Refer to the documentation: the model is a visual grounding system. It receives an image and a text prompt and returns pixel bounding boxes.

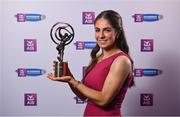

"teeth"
[98,40,107,44]
[99,40,107,42]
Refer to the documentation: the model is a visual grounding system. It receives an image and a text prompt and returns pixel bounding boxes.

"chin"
[99,45,108,49]
[99,44,115,50]
[100,46,111,50]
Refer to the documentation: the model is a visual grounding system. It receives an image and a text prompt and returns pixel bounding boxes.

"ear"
[116,31,121,39]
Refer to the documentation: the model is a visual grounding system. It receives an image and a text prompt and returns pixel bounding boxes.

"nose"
[99,31,105,39]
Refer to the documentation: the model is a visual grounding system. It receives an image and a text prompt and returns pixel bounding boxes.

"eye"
[103,27,112,32]
[106,29,111,32]
[95,28,100,32]
[104,28,112,32]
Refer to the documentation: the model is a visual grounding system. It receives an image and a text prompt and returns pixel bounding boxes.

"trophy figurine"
[50,22,74,77]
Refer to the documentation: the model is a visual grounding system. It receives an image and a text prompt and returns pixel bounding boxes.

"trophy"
[50,22,74,77]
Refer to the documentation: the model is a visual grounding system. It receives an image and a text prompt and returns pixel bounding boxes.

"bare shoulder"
[112,55,131,67]
[109,55,132,79]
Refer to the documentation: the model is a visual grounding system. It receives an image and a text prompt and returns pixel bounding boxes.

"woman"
[48,10,134,116]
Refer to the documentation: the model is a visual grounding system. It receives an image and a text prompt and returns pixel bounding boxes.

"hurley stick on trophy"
[50,22,74,77]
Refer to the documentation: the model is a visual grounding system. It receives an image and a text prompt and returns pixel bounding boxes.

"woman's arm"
[67,55,131,107]
[68,80,87,101]
[62,63,87,100]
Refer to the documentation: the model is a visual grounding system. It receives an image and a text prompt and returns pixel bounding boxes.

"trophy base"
[54,61,68,77]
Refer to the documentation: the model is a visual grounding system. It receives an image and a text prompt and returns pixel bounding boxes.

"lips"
[98,39,108,44]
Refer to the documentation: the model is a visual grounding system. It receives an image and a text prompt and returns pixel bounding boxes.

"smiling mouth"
[98,40,108,45]
[98,39,107,43]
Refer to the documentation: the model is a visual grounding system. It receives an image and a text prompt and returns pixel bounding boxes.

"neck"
[102,48,121,59]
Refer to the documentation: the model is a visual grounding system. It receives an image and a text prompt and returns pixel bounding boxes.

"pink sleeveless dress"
[83,51,132,116]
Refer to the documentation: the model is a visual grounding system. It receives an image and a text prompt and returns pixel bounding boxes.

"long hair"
[82,10,134,87]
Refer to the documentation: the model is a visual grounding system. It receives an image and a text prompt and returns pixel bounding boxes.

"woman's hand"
[47,60,86,100]
[47,60,74,83]
[47,72,73,83]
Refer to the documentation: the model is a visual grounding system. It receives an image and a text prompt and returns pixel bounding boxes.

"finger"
[54,76,71,81]
[47,72,65,81]
[53,61,58,67]
[53,60,58,64]
[47,72,53,77]
[47,73,60,81]
[47,73,54,80]
[53,60,59,64]
[57,56,61,61]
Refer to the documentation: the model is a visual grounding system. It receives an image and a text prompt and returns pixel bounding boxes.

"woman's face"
[94,18,118,50]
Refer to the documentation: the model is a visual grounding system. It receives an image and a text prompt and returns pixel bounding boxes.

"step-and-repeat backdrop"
[0,0,180,116]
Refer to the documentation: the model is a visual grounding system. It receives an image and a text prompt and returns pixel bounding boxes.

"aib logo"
[24,93,37,106]
[82,12,95,24]
[140,93,153,106]
[15,13,46,22]
[134,68,162,77]
[24,39,37,52]
[74,96,87,104]
[132,14,163,22]
[141,39,153,52]
[15,68,46,77]
[74,41,96,50]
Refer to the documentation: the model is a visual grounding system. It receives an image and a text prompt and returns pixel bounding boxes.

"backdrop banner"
[0,0,180,116]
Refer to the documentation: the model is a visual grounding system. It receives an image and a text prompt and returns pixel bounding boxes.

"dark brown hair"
[82,10,134,87]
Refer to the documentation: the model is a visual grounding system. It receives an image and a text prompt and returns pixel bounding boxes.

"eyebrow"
[95,27,112,30]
